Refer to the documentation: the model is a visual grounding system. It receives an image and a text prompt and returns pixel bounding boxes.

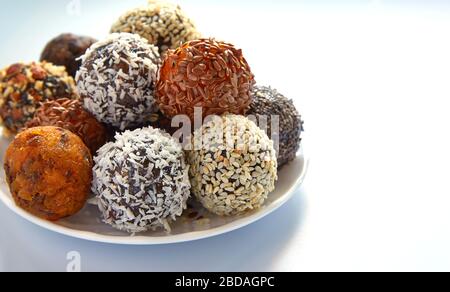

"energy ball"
[92,127,191,233]
[0,62,77,135]
[156,39,255,120]
[188,115,277,216]
[26,98,108,154]
[76,33,161,130]
[40,33,97,78]
[111,1,200,55]
[247,86,304,168]
[4,126,93,221]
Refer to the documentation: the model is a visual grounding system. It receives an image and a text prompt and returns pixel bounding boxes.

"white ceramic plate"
[0,134,308,245]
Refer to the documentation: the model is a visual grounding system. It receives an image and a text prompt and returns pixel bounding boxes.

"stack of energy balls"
[0,1,303,234]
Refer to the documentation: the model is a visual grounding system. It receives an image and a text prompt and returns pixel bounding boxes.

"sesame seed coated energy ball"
[247,86,304,168]
[26,98,108,154]
[156,39,255,120]
[0,62,77,135]
[92,127,191,233]
[188,115,277,216]
[4,126,93,221]
[76,33,161,131]
[110,1,201,55]
[40,33,97,78]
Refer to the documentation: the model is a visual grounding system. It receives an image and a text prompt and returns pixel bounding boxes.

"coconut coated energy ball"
[188,115,277,216]
[4,126,93,221]
[76,33,160,130]
[92,127,191,233]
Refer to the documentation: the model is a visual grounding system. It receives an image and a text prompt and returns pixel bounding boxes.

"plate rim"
[0,151,308,245]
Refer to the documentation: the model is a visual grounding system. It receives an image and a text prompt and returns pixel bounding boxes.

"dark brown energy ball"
[0,62,77,135]
[26,98,108,154]
[156,39,255,121]
[4,126,93,221]
[247,86,304,168]
[40,33,97,78]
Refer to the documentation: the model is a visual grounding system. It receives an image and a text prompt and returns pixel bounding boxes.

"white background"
[1,0,450,272]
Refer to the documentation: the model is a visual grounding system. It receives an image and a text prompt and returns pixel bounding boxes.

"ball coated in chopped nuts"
[0,62,77,135]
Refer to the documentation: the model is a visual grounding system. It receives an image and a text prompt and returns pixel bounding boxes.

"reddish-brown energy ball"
[26,98,108,154]
[40,33,97,78]
[4,126,93,221]
[156,39,255,120]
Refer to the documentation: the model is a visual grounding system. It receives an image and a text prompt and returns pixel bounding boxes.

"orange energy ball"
[4,126,93,221]
[156,39,255,120]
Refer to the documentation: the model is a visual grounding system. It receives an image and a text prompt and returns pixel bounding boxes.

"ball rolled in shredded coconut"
[76,33,161,131]
[92,127,191,233]
[187,115,278,216]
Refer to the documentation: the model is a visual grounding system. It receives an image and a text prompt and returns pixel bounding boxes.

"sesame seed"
[187,115,278,216]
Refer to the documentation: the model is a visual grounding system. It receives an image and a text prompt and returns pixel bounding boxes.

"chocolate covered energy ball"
[0,62,77,135]
[156,39,255,120]
[247,86,304,168]
[4,126,93,221]
[188,115,277,216]
[92,127,191,233]
[40,33,97,78]
[111,1,200,55]
[76,33,160,130]
[26,98,108,154]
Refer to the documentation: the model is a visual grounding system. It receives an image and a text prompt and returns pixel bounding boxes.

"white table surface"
[1,0,450,272]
